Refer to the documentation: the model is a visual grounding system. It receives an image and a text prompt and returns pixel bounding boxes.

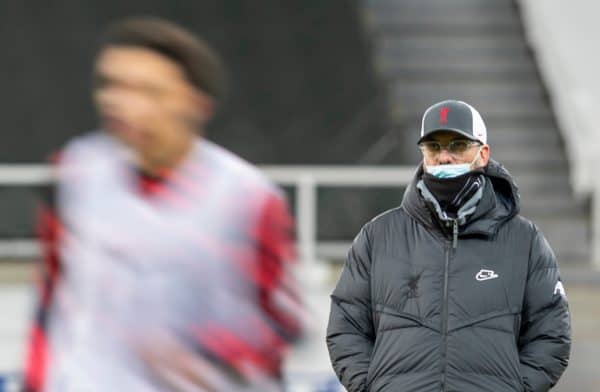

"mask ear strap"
[470,146,483,168]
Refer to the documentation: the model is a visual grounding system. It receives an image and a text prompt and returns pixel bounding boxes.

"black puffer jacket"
[326,161,571,392]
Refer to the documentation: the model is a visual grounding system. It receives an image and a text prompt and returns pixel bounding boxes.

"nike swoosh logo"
[476,269,499,281]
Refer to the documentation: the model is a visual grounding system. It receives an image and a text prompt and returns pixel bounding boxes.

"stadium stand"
[364,0,589,263]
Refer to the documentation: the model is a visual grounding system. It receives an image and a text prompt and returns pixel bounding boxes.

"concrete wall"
[518,0,600,197]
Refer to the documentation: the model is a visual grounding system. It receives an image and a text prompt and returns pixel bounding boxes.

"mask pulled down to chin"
[425,163,472,179]
[424,148,482,179]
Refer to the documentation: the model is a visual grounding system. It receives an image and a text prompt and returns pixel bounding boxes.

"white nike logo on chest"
[475,269,499,281]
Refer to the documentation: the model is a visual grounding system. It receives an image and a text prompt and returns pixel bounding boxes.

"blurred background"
[1,0,600,390]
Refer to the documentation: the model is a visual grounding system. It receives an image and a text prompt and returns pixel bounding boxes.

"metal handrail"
[0,164,416,263]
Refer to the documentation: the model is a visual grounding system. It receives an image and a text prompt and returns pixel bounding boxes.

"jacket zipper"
[452,219,458,249]
[441,219,457,391]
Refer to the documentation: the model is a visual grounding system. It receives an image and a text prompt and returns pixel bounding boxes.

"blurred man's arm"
[199,191,304,382]
[22,187,62,392]
[255,192,304,344]
[518,229,571,392]
[326,227,374,392]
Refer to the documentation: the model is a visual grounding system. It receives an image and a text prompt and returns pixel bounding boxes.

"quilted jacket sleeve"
[518,228,571,392]
[326,227,375,392]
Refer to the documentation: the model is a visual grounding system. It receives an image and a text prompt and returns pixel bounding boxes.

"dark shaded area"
[0,0,391,238]
[0,0,386,163]
[318,188,405,239]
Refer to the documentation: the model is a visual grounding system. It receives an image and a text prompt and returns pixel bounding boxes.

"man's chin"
[106,127,150,149]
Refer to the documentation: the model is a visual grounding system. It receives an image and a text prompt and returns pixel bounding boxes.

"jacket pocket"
[366,304,437,390]
[449,312,525,389]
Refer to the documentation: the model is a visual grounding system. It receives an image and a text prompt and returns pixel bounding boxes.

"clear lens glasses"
[418,140,481,156]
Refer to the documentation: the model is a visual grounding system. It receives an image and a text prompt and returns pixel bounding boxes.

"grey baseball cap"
[418,100,487,144]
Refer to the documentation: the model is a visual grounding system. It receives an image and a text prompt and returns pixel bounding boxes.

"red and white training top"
[23,132,303,392]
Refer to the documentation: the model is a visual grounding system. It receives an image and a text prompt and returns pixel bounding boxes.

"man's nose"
[95,87,121,111]
[96,87,144,116]
[437,148,454,163]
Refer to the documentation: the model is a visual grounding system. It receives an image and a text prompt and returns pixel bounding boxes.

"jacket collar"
[416,178,485,226]
[401,159,520,238]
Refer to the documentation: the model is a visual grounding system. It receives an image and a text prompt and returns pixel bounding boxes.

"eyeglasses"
[418,139,481,156]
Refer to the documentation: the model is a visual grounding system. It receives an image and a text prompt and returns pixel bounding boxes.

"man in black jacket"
[326,99,571,392]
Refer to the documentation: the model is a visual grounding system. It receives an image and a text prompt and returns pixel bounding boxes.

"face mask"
[425,147,481,179]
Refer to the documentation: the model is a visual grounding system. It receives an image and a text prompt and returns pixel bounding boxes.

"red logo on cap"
[440,107,449,124]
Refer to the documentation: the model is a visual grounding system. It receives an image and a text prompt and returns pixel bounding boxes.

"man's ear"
[194,91,215,125]
[182,88,215,131]
[478,144,490,167]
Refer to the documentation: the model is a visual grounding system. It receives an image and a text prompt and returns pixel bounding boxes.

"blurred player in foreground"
[23,17,303,392]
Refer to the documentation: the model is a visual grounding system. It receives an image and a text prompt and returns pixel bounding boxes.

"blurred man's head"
[93,17,225,172]
[417,100,490,176]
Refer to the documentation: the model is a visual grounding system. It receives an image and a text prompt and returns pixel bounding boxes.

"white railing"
[262,165,414,265]
[0,164,415,265]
